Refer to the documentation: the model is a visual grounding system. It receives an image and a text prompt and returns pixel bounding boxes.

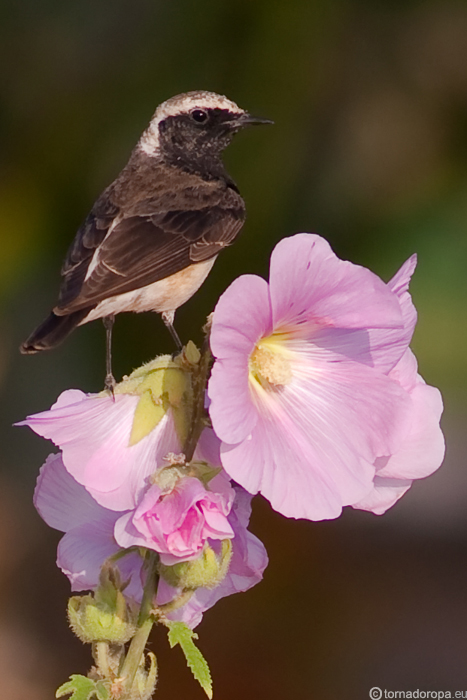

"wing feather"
[55,203,244,313]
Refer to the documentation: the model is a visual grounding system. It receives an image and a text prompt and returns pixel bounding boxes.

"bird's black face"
[158,107,270,179]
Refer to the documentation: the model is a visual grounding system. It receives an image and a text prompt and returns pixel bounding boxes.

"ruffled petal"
[375,381,444,480]
[352,476,412,515]
[156,487,268,628]
[365,256,418,373]
[269,234,403,332]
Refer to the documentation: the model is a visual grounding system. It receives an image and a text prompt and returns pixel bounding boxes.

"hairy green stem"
[93,641,110,678]
[119,551,159,698]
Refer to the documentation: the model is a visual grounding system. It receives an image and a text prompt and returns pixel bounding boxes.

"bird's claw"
[105,373,117,399]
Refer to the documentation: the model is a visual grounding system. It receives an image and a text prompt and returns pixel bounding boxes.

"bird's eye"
[191,109,209,123]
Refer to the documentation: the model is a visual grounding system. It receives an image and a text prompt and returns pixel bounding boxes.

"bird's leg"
[103,314,116,394]
[161,311,182,351]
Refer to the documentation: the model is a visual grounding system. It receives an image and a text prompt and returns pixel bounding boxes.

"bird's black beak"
[237,113,274,127]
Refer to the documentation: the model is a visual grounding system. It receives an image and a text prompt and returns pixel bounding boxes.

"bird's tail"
[20,308,91,354]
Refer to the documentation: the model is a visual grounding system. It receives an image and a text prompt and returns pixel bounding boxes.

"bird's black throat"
[158,110,239,186]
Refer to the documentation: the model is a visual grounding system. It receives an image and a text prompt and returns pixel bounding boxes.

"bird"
[20,90,273,389]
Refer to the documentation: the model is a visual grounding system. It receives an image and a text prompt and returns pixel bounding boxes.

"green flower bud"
[159,540,233,591]
[67,566,136,644]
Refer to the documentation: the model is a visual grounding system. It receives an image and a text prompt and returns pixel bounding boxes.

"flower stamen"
[249,340,292,388]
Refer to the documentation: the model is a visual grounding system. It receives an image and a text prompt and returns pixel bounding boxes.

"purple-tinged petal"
[57,514,122,591]
[34,452,144,598]
[194,427,221,466]
[269,234,403,332]
[34,453,109,532]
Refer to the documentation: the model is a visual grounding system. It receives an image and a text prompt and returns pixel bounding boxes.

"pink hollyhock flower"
[34,453,267,627]
[114,474,235,565]
[19,388,179,511]
[208,234,444,521]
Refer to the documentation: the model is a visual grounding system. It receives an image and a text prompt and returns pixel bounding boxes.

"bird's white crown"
[140,91,244,156]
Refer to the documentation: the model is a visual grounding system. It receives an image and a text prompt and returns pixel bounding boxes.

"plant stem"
[119,551,159,698]
[93,641,110,678]
[184,337,212,462]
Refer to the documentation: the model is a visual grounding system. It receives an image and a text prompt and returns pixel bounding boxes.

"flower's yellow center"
[249,338,292,388]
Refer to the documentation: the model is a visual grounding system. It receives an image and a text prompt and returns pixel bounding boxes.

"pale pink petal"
[388,348,419,393]
[365,256,418,373]
[21,390,181,511]
[208,358,258,443]
[220,361,411,520]
[375,381,444,480]
[388,254,417,296]
[114,511,149,551]
[210,275,272,359]
[208,275,272,444]
[352,476,412,515]
[269,234,403,332]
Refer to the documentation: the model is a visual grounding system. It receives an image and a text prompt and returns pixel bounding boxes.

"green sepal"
[166,621,212,699]
[159,540,233,591]
[129,390,166,446]
[189,461,222,486]
[131,651,158,700]
[56,675,109,700]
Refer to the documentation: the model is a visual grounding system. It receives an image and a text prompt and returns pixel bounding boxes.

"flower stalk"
[119,551,159,699]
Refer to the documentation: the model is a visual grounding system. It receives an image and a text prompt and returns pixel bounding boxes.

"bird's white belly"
[80,257,217,324]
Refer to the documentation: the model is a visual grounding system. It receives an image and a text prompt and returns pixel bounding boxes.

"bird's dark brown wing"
[55,203,244,314]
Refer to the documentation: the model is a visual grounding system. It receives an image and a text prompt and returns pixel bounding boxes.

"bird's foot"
[104,372,117,399]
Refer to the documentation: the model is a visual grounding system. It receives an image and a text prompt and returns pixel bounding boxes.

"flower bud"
[159,540,233,591]
[67,566,136,643]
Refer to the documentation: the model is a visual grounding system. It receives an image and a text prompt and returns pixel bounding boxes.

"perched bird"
[20,90,272,388]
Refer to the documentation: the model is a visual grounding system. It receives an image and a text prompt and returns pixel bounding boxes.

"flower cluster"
[21,354,267,628]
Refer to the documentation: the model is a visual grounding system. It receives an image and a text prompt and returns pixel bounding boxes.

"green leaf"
[166,621,213,698]
[56,675,109,700]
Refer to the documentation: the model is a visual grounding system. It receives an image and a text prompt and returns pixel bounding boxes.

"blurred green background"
[1,0,467,697]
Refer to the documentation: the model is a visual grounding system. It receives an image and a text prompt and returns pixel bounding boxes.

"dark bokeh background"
[1,1,467,697]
